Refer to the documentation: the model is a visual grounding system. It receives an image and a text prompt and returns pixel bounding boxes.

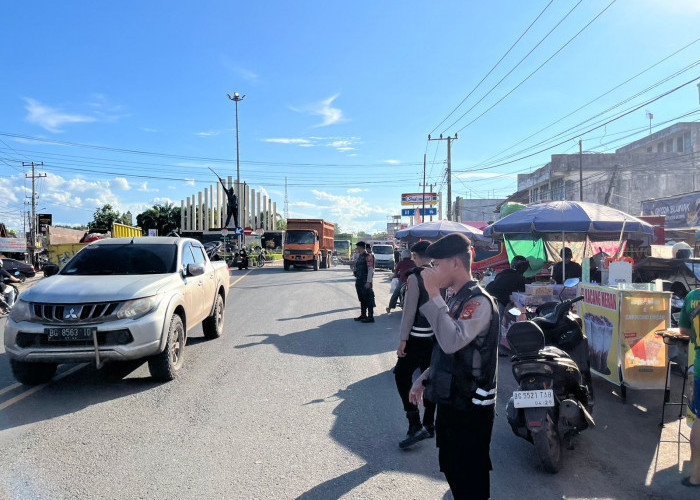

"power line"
[429,0,555,135]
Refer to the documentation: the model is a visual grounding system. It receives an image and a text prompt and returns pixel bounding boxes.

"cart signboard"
[579,284,621,385]
[618,291,669,390]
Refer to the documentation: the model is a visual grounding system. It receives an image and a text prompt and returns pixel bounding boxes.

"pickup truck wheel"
[148,314,185,381]
[202,294,225,339]
[10,359,57,385]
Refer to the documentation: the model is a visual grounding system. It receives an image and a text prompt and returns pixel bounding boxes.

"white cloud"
[137,182,159,193]
[263,138,311,145]
[336,147,354,152]
[329,140,351,148]
[185,178,196,186]
[112,177,131,190]
[24,98,97,132]
[347,188,366,193]
[384,160,400,165]
[291,201,316,208]
[292,94,346,127]
[310,189,394,233]
[195,130,220,137]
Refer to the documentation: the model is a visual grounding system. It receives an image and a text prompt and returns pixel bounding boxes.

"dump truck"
[284,219,334,271]
[333,239,352,264]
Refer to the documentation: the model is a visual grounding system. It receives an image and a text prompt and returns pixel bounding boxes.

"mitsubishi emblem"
[65,308,78,320]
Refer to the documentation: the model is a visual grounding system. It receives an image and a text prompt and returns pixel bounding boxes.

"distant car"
[2,258,36,279]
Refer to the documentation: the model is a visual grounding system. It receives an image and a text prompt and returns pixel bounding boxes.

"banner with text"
[579,284,621,385]
[401,193,437,206]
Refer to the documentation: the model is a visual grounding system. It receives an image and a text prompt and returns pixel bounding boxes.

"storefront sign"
[641,191,700,229]
[401,193,437,206]
[0,237,27,253]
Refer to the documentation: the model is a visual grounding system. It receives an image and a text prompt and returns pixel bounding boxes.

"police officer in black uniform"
[394,241,436,448]
[409,233,499,500]
[353,241,376,323]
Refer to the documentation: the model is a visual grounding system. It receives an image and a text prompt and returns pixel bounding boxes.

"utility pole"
[227,92,245,247]
[422,154,426,221]
[578,140,583,202]
[284,177,289,220]
[428,133,457,220]
[23,161,46,266]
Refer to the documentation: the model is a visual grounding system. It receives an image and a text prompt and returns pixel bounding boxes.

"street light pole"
[227,92,246,246]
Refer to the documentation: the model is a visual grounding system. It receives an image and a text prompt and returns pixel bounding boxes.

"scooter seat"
[506,320,545,354]
[540,345,571,360]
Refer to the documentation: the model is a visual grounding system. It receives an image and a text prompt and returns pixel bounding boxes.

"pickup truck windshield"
[61,244,178,275]
[285,230,316,244]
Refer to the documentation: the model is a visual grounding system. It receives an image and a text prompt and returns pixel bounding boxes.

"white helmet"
[0,259,3,268]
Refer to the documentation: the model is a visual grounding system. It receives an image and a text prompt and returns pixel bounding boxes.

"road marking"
[0,382,21,397]
[229,271,251,288]
[0,364,86,411]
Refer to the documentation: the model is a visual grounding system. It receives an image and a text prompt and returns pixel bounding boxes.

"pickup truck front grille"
[290,250,314,255]
[31,302,122,324]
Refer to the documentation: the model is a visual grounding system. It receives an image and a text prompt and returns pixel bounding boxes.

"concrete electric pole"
[428,134,457,220]
[227,92,245,246]
[23,161,46,266]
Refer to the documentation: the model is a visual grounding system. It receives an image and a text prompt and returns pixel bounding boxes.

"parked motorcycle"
[505,278,595,473]
[255,248,266,268]
[0,273,20,315]
[237,249,249,270]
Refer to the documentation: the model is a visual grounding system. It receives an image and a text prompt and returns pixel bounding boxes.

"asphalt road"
[0,265,695,499]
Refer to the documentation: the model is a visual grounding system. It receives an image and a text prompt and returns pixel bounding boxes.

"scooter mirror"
[563,277,580,288]
[508,307,522,317]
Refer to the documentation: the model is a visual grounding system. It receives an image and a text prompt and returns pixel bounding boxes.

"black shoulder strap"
[690,302,700,321]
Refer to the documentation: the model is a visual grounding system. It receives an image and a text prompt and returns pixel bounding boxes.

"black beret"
[426,233,471,259]
[410,240,431,255]
[356,241,366,248]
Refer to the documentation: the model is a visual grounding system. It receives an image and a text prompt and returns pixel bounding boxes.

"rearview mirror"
[508,307,522,317]
[43,264,59,277]
[563,278,580,288]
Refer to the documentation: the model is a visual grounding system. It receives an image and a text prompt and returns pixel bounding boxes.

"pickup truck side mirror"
[186,263,205,277]
[43,264,59,277]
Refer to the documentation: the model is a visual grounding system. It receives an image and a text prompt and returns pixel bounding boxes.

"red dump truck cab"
[283,219,335,271]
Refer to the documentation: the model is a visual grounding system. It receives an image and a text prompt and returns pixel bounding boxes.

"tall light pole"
[227,92,245,246]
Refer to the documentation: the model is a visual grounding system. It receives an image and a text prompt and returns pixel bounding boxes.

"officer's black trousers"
[355,281,375,312]
[393,336,435,425]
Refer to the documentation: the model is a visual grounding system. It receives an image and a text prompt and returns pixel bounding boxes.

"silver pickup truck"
[4,237,230,384]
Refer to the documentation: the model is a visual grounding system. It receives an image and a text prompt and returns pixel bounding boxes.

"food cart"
[578,283,671,398]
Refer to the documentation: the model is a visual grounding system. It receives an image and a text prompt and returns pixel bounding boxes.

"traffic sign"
[244,226,252,236]
[233,227,244,236]
[221,228,229,236]
[401,208,437,216]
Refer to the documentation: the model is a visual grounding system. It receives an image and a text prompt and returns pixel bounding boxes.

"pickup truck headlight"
[284,250,291,255]
[9,300,31,322]
[117,296,159,320]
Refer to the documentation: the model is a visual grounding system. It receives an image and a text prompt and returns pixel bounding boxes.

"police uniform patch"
[460,301,481,320]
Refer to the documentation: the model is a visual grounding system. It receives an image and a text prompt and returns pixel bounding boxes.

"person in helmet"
[0,259,21,312]
[485,256,530,308]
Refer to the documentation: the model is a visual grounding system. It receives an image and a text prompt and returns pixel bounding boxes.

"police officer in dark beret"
[353,241,376,323]
[408,233,499,500]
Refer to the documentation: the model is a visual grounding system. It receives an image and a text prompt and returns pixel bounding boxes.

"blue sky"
[1,0,699,233]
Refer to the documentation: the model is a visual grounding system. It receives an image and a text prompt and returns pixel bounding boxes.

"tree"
[87,204,130,232]
[136,203,181,236]
[276,213,286,231]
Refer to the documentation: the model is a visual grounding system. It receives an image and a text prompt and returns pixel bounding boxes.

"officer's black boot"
[361,307,375,323]
[354,307,367,321]
[399,410,428,449]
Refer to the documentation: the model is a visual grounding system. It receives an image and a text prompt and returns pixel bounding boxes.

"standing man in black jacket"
[409,233,499,500]
[353,241,376,323]
[393,241,436,448]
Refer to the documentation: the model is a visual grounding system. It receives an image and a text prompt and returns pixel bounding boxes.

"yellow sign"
[579,284,621,384]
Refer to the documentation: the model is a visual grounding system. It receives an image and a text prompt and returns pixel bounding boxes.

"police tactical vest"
[426,281,499,411]
[354,253,368,282]
[409,267,433,337]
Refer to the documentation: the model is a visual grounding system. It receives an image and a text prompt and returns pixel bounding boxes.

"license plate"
[45,327,96,342]
[513,389,554,408]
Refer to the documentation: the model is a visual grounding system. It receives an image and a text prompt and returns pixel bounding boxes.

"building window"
[551,179,565,200]
[666,139,673,152]
[684,132,691,152]
[531,187,539,203]
[657,142,664,152]
[677,136,684,152]
[646,146,652,153]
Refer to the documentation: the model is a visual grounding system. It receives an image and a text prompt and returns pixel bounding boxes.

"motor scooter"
[0,273,20,315]
[237,249,249,270]
[505,278,595,473]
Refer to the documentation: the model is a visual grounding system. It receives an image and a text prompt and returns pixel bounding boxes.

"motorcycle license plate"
[45,327,95,342]
[513,389,554,408]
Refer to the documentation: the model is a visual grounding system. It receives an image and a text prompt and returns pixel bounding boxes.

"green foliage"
[276,217,287,231]
[55,224,89,230]
[87,204,130,232]
[136,203,181,235]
